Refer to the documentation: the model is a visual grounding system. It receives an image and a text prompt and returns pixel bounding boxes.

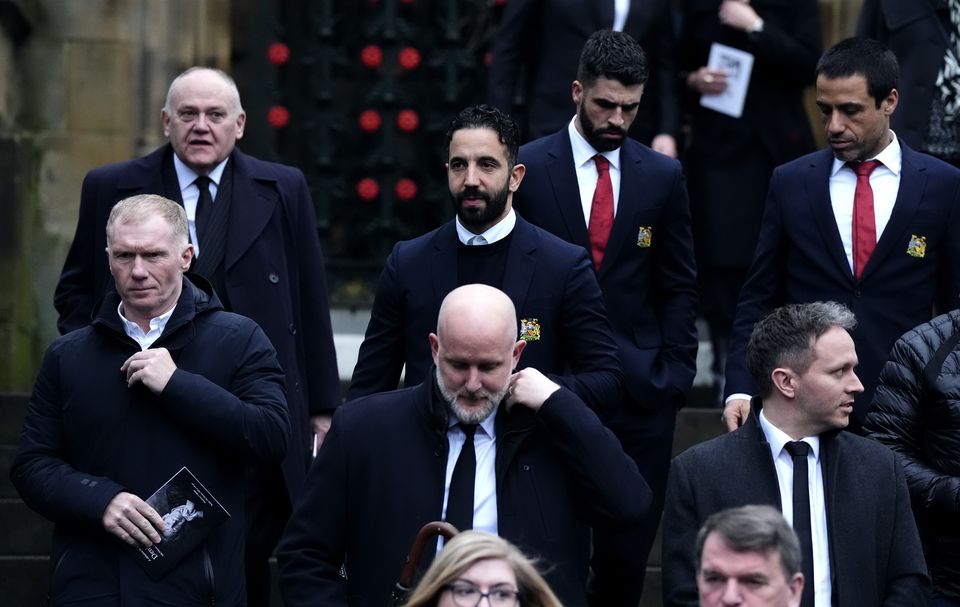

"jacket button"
[289,323,297,335]
[268,273,280,284]
[853,289,862,297]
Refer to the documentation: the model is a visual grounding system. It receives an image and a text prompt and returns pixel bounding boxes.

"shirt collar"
[446,405,499,439]
[758,409,821,462]
[829,130,902,178]
[455,208,516,245]
[173,153,229,190]
[117,301,176,340]
[567,117,621,171]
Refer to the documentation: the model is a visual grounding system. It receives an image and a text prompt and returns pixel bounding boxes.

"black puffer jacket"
[865,310,960,600]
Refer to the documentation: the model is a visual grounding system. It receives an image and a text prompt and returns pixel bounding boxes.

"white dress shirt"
[118,302,176,350]
[829,132,902,275]
[759,410,832,607]
[568,118,623,226]
[454,208,517,245]
[173,155,229,258]
[440,411,498,543]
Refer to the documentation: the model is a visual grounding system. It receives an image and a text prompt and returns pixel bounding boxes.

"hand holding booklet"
[699,42,754,119]
[128,466,230,580]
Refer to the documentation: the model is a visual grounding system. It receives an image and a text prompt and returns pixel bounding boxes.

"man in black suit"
[513,30,698,605]
[723,37,960,433]
[488,0,680,155]
[348,104,622,414]
[663,302,928,606]
[278,284,650,606]
[53,67,341,606]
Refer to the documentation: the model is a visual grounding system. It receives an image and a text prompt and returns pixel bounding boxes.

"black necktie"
[193,176,214,246]
[446,424,477,532]
[785,440,815,607]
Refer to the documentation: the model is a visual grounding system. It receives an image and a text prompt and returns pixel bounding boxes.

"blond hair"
[106,194,188,247]
[404,531,563,607]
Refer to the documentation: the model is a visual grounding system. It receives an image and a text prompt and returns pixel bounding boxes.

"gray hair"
[163,66,244,115]
[746,301,856,398]
[696,504,802,582]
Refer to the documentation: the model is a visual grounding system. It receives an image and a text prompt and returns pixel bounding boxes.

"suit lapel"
[224,150,278,270]
[820,433,841,595]
[501,218,537,315]
[859,145,926,282]
[116,145,172,199]
[600,142,644,276]
[544,132,591,250]
[806,151,854,281]
[431,222,459,307]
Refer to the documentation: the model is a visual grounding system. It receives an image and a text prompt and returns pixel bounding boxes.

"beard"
[452,180,511,231]
[578,101,627,153]
[437,372,507,425]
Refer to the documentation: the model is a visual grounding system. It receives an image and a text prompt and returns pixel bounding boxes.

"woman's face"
[438,558,520,607]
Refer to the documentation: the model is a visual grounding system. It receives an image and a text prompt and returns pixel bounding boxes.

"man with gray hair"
[53,67,340,604]
[696,505,804,607]
[663,302,928,606]
[12,194,289,604]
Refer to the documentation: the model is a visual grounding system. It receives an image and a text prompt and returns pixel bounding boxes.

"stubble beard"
[437,372,506,425]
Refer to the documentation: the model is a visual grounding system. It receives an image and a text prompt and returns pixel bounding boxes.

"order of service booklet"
[128,466,231,580]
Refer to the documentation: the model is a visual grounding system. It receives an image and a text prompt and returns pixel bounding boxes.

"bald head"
[430,285,525,424]
[437,284,518,347]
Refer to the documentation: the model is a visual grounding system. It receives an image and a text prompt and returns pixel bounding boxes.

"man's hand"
[651,134,678,159]
[719,0,761,32]
[687,67,729,95]
[102,491,164,547]
[309,413,333,454]
[723,398,751,431]
[506,368,560,412]
[121,348,177,393]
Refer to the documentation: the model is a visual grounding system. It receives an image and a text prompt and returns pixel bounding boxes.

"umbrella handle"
[392,521,460,603]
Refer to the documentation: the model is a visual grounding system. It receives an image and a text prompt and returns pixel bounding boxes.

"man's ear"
[509,163,526,192]
[429,333,440,365]
[511,339,526,370]
[771,367,798,399]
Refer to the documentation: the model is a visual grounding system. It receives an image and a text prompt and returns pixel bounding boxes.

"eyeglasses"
[444,581,520,607]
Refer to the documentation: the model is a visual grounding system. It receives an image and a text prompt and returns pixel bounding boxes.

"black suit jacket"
[725,144,960,427]
[54,145,341,499]
[515,130,698,417]
[278,379,651,607]
[487,0,679,142]
[347,215,623,413]
[662,404,928,606]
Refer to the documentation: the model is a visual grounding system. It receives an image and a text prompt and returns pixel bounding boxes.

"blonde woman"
[405,531,562,607]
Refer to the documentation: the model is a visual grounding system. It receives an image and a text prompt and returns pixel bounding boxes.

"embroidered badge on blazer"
[636,226,653,248]
[519,318,541,342]
[906,234,927,259]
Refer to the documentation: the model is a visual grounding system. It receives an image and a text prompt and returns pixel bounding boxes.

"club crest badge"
[519,318,541,342]
[636,226,653,248]
[906,234,927,259]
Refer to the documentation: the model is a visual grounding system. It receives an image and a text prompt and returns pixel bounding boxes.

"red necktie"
[850,160,881,280]
[589,155,614,270]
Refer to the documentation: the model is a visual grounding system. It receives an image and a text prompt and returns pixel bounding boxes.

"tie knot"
[784,440,811,458]
[194,175,211,188]
[594,155,610,173]
[460,423,477,440]
[849,159,880,177]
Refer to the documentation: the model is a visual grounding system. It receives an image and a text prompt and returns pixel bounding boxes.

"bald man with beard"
[279,284,650,607]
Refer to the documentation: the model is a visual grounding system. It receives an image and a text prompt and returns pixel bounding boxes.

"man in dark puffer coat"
[866,310,960,604]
